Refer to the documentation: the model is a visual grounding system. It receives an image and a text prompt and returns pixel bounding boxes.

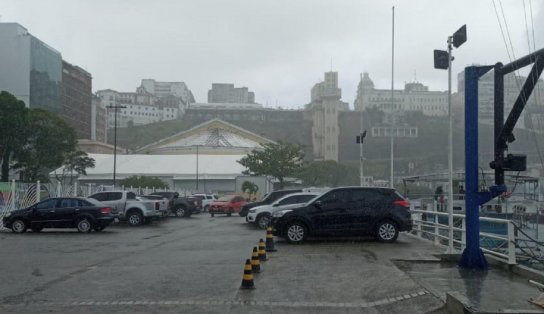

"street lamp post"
[434,24,467,254]
[107,104,127,187]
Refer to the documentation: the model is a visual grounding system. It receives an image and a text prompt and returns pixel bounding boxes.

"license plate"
[114,218,119,223]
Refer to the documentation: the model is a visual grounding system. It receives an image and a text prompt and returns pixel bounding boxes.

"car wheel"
[375,220,399,243]
[127,211,143,226]
[11,219,27,233]
[211,212,215,217]
[286,221,307,244]
[175,206,186,217]
[94,226,105,232]
[77,218,92,233]
[256,213,271,230]
[204,205,210,212]
[31,226,43,233]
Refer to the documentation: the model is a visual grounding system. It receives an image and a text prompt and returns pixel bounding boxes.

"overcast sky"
[1,0,542,108]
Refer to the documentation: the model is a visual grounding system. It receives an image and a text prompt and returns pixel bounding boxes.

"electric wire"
[492,0,512,61]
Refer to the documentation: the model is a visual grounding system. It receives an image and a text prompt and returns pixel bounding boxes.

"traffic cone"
[240,259,255,289]
[266,226,277,252]
[251,247,261,273]
[258,239,268,261]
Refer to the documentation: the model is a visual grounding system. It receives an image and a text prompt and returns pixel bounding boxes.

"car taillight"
[393,199,410,208]
[101,207,111,214]
[155,202,160,210]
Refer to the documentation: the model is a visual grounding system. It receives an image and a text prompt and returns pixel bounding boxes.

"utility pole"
[390,6,395,189]
[107,104,127,187]
[356,129,367,186]
[434,24,467,254]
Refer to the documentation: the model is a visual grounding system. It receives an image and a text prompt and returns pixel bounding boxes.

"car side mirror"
[314,200,323,209]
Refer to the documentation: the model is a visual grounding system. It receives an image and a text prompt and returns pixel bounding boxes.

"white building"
[354,72,448,116]
[52,119,276,193]
[305,71,349,161]
[96,89,179,129]
[188,102,263,110]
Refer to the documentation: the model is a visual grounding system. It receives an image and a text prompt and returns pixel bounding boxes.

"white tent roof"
[54,153,247,179]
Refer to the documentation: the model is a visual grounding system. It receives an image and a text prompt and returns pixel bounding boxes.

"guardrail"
[410,209,516,265]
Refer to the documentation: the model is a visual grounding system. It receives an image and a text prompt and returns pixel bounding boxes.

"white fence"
[0,180,195,228]
[410,209,517,265]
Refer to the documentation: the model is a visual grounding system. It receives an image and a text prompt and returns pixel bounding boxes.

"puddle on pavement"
[393,260,544,312]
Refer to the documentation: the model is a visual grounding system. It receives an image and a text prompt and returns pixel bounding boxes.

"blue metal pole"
[459,65,496,269]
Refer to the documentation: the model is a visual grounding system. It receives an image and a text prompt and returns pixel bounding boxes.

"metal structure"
[460,48,544,269]
[434,24,467,254]
[106,104,127,187]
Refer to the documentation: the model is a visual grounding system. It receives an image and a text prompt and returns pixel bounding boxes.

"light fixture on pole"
[434,24,467,254]
[106,104,127,187]
[356,130,367,186]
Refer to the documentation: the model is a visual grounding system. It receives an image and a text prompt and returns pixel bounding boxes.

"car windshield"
[2,2,542,310]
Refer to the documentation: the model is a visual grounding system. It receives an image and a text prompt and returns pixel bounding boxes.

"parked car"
[88,191,162,226]
[246,192,320,229]
[138,195,169,217]
[209,195,247,217]
[2,197,115,233]
[192,193,218,212]
[186,196,203,214]
[271,187,412,244]
[149,192,195,217]
[239,189,303,217]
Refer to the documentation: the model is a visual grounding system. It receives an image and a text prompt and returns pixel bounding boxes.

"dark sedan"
[2,197,115,233]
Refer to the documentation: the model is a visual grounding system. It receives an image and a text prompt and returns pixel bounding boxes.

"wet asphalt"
[0,214,541,313]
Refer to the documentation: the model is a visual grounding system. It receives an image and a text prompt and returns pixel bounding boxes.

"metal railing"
[0,180,196,229]
[410,208,517,265]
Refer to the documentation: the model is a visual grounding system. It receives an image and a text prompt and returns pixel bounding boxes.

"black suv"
[239,189,302,217]
[272,187,412,243]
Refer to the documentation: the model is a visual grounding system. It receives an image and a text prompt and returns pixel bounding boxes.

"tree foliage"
[54,150,96,184]
[238,142,304,189]
[241,181,259,198]
[297,160,358,187]
[0,91,28,181]
[15,109,78,181]
[120,175,169,189]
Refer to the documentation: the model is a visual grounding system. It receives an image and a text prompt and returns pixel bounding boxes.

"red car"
[209,195,247,217]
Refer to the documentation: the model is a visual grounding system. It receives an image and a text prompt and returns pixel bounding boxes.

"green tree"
[14,109,77,181]
[241,181,259,199]
[120,175,169,189]
[238,142,304,189]
[297,160,358,187]
[0,91,28,181]
[54,151,96,184]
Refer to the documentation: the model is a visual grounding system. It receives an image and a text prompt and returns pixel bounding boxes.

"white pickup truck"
[89,191,161,226]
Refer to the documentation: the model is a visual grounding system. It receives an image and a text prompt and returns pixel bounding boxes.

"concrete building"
[57,119,276,193]
[0,23,62,112]
[354,72,448,116]
[61,60,92,139]
[139,79,195,116]
[305,71,349,161]
[456,69,544,128]
[96,89,179,129]
[208,83,255,104]
[140,79,195,102]
[91,95,107,143]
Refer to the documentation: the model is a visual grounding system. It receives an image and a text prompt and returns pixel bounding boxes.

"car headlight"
[248,209,256,213]
[4,212,11,218]
[273,209,292,218]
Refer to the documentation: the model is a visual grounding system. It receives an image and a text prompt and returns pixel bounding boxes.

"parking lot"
[6,211,537,314]
[0,213,457,314]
